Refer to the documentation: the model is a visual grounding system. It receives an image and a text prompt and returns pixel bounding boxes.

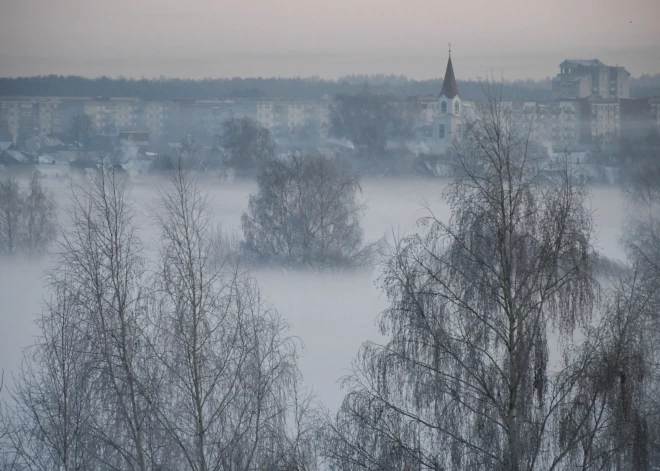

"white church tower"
[432,46,462,154]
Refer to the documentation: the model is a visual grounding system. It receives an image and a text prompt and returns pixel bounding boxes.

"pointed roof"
[439,53,459,99]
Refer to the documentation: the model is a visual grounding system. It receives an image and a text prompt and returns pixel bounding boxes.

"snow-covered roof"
[4,150,28,163]
[0,142,13,151]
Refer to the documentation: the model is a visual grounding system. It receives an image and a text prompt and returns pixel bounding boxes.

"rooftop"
[561,59,605,67]
[439,54,459,99]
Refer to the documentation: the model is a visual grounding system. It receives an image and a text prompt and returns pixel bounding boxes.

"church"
[432,49,463,154]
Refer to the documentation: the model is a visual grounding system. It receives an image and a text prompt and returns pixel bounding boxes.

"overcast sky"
[1,0,659,80]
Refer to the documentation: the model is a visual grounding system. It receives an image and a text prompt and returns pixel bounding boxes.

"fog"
[0,175,627,412]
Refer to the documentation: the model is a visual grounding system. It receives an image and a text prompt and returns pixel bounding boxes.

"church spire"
[440,45,459,99]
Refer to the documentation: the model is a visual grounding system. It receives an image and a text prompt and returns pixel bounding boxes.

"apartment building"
[257,99,331,135]
[620,98,660,140]
[193,99,258,138]
[553,59,630,99]
[485,96,634,152]
[143,101,170,139]
[0,99,36,143]
[83,97,143,134]
[589,99,620,144]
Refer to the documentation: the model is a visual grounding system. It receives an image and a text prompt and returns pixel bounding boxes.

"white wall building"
[432,52,464,154]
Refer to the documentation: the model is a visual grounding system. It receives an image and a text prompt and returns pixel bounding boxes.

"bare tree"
[0,175,23,255]
[1,280,97,471]
[69,115,96,160]
[23,172,57,255]
[218,117,275,171]
[330,91,413,159]
[54,167,159,470]
[573,151,660,469]
[171,135,207,171]
[242,153,374,268]
[0,172,57,256]
[323,90,599,470]
[148,165,317,471]
[557,264,660,470]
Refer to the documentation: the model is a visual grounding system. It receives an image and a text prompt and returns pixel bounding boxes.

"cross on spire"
[448,42,451,56]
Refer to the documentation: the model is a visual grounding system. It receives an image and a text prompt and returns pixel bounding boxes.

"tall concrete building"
[552,59,630,99]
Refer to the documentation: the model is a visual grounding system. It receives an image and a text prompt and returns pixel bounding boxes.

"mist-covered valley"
[0,173,628,413]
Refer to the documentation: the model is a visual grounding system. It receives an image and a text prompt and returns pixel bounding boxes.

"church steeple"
[439,45,459,99]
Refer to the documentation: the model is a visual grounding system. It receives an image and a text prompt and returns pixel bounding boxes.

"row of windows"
[440,101,460,115]
[438,123,462,139]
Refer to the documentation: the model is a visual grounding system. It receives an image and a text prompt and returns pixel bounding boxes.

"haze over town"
[1,0,660,470]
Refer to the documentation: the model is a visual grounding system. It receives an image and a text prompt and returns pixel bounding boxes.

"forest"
[2,74,659,101]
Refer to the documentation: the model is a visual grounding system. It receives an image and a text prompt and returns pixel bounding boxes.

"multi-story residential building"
[143,101,170,139]
[114,99,141,131]
[553,59,630,99]
[533,100,582,151]
[589,99,620,144]
[257,99,330,136]
[0,99,37,144]
[505,98,617,151]
[53,98,86,135]
[620,98,660,141]
[84,97,143,135]
[193,99,258,138]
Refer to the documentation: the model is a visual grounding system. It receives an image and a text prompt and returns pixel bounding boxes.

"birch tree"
[1,280,97,471]
[324,91,599,470]
[242,153,373,268]
[0,172,56,256]
[558,265,660,470]
[149,165,317,471]
[23,172,57,255]
[54,167,159,470]
[0,175,23,255]
[563,157,660,469]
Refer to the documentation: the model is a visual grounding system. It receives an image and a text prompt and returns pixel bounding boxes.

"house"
[118,130,150,152]
[0,149,33,165]
[38,154,57,164]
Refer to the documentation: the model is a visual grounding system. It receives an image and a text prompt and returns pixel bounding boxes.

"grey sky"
[2,0,659,79]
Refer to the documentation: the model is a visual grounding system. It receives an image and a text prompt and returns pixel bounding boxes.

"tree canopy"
[330,92,413,158]
[242,153,373,267]
[218,117,275,170]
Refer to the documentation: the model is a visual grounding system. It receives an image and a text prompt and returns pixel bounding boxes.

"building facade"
[553,59,630,99]
[257,99,331,136]
[432,52,464,154]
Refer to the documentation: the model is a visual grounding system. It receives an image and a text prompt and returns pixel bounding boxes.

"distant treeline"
[1,74,658,101]
[0,74,548,101]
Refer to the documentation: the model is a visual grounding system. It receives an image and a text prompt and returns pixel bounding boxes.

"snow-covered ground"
[0,174,628,411]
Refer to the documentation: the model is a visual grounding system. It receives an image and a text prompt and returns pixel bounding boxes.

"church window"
[454,101,460,114]
[441,101,447,114]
